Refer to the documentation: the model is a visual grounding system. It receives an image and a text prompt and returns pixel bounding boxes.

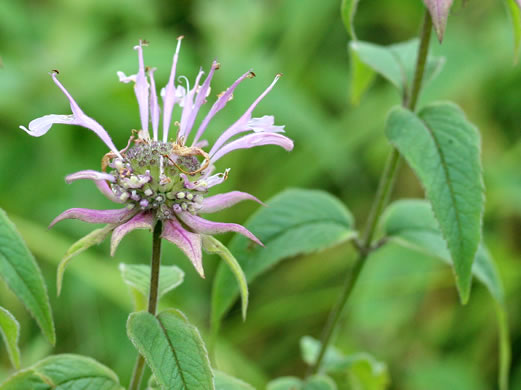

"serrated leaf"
[211,189,356,326]
[202,236,248,320]
[349,39,444,102]
[0,354,123,389]
[0,306,21,369]
[380,199,503,302]
[300,336,389,390]
[385,103,483,303]
[119,263,184,306]
[506,0,521,62]
[0,209,55,345]
[57,224,115,295]
[266,377,303,390]
[423,0,454,42]
[127,309,214,390]
[341,0,360,39]
[214,370,255,390]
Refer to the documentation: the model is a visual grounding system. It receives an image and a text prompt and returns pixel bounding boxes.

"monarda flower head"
[21,38,293,279]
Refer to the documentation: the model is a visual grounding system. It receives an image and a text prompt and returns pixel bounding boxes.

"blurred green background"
[1,0,520,389]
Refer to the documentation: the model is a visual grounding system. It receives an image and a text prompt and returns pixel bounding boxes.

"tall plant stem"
[128,221,163,390]
[310,11,433,374]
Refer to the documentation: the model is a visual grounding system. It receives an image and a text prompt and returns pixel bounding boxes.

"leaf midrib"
[157,317,189,390]
[419,115,465,257]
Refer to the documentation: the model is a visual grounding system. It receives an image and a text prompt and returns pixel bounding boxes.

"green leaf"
[385,103,484,303]
[0,306,21,369]
[147,376,161,390]
[380,199,503,302]
[119,263,184,308]
[214,370,255,390]
[349,49,376,105]
[506,0,521,62]
[300,337,389,390]
[266,377,303,390]
[347,357,390,390]
[380,200,509,389]
[300,336,348,372]
[57,224,114,296]
[0,209,55,345]
[341,0,359,39]
[349,39,444,102]
[127,309,214,390]
[496,304,511,390]
[303,375,337,390]
[202,235,248,320]
[0,354,123,389]
[212,189,356,326]
[341,0,377,105]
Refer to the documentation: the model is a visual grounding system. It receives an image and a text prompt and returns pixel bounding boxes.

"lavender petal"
[209,74,281,155]
[49,207,134,227]
[199,191,264,214]
[110,212,155,256]
[65,170,121,203]
[178,69,204,141]
[162,37,183,142]
[133,42,150,136]
[20,72,120,156]
[148,67,160,141]
[65,170,115,184]
[204,169,230,189]
[192,70,253,145]
[162,217,204,277]
[210,132,293,163]
[175,210,263,247]
[181,61,219,141]
[94,180,123,203]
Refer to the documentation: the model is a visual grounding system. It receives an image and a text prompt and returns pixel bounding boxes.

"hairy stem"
[128,221,163,390]
[310,11,433,374]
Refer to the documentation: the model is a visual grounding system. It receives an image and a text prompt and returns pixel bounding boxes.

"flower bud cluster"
[109,141,205,219]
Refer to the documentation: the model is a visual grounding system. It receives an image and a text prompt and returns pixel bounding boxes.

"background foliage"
[0,0,520,389]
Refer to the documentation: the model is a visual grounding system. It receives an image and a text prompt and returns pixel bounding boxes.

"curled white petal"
[20,114,75,136]
[248,115,285,133]
[117,71,137,84]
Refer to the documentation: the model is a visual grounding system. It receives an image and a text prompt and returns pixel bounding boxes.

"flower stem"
[310,10,433,374]
[128,220,163,390]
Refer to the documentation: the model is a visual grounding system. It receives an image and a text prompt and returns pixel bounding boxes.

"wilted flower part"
[20,39,293,277]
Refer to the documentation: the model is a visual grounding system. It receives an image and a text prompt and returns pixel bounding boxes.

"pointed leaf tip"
[423,0,454,41]
[202,235,249,320]
[0,307,21,369]
[0,209,55,345]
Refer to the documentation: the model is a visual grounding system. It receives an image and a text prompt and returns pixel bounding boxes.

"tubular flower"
[20,39,293,277]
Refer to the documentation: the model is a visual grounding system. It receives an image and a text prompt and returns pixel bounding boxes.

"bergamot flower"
[20,38,293,277]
